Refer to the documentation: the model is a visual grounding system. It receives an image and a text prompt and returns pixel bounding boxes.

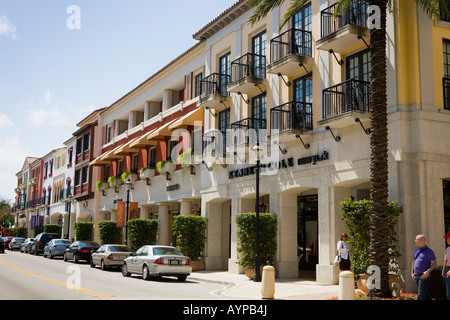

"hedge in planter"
[98,220,122,245]
[172,215,208,261]
[74,222,94,241]
[340,198,403,275]
[127,219,158,252]
[44,224,62,237]
[236,212,278,269]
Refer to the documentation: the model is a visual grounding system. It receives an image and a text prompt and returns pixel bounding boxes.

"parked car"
[64,241,100,263]
[0,237,5,253]
[121,245,192,281]
[20,238,35,253]
[8,237,25,251]
[30,233,59,255]
[43,239,72,259]
[91,244,132,270]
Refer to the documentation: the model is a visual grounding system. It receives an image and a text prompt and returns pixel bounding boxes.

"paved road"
[0,250,228,300]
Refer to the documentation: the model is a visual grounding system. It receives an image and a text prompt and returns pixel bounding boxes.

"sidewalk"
[189,270,340,300]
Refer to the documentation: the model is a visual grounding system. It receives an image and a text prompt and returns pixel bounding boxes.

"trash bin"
[428,266,446,300]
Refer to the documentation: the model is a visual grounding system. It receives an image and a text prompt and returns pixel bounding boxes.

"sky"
[0,0,241,202]
[0,0,239,203]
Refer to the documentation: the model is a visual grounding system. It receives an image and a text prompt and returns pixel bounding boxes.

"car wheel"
[90,259,96,268]
[74,254,79,263]
[49,252,53,259]
[122,263,131,277]
[142,265,151,280]
[63,253,68,262]
[100,260,108,271]
[177,275,187,282]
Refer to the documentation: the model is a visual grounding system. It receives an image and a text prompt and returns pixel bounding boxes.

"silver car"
[90,244,132,270]
[9,237,25,251]
[43,239,72,258]
[122,245,192,281]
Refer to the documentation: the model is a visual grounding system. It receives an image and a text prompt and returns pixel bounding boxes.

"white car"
[122,245,192,281]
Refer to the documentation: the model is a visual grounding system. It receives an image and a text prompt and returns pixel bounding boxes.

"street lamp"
[124,180,133,246]
[64,195,74,241]
[252,142,262,283]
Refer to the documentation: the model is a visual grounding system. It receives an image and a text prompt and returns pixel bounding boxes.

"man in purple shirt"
[411,234,437,300]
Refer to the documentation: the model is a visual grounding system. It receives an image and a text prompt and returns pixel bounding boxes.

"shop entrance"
[443,180,450,234]
[297,195,318,271]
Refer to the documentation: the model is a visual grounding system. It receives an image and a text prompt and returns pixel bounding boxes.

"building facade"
[12,0,450,292]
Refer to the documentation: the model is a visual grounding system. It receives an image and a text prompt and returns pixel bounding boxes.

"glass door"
[297,195,318,271]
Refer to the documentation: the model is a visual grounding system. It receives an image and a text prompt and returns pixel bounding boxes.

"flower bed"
[326,290,418,300]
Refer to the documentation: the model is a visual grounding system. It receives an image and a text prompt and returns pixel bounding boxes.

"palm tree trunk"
[369,0,391,297]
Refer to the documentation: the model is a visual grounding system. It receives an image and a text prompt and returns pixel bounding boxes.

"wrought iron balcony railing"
[270,101,313,133]
[230,117,266,145]
[270,28,312,64]
[443,77,450,110]
[320,0,370,38]
[322,79,370,119]
[200,73,231,101]
[231,53,266,83]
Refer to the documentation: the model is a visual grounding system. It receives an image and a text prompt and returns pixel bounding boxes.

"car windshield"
[152,247,183,256]
[56,240,71,245]
[109,246,131,252]
[79,241,99,248]
[15,238,25,241]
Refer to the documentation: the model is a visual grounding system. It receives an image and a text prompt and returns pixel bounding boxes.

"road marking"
[0,260,112,299]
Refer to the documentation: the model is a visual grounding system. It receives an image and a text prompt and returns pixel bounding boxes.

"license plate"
[169,260,179,265]
[119,255,126,259]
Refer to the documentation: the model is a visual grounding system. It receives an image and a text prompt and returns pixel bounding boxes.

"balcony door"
[346,49,370,82]
[252,31,266,78]
[219,52,231,95]
[292,4,312,56]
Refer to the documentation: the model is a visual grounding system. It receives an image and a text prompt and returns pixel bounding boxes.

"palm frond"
[248,0,285,25]
[280,0,311,30]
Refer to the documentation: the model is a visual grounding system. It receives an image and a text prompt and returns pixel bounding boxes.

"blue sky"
[0,0,238,202]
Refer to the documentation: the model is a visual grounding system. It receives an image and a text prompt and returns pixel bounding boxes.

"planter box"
[139,168,155,180]
[191,260,205,272]
[122,173,137,184]
[157,162,176,174]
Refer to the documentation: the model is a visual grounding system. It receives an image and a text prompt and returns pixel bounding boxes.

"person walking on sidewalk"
[442,232,450,300]
[411,234,437,300]
[337,233,351,272]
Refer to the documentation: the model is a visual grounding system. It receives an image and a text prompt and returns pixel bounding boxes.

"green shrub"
[236,212,278,269]
[340,198,403,275]
[44,224,62,237]
[98,220,122,245]
[172,215,208,260]
[15,227,28,238]
[127,219,158,252]
[74,222,94,241]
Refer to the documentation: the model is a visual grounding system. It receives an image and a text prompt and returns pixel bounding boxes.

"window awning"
[146,119,177,141]
[129,128,158,149]
[89,144,123,166]
[114,136,142,156]
[168,107,204,131]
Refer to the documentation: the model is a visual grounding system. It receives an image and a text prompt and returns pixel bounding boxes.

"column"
[157,204,170,245]
[179,200,192,216]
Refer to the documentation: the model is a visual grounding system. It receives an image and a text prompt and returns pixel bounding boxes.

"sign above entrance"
[228,151,330,180]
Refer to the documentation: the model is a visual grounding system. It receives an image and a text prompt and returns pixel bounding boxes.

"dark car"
[30,233,59,255]
[3,236,15,248]
[64,241,100,263]
[0,237,5,253]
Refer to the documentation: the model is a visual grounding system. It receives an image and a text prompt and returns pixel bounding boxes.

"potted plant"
[96,180,108,192]
[121,171,137,184]
[19,181,27,190]
[340,198,403,292]
[235,212,278,279]
[172,215,208,271]
[139,165,155,180]
[156,160,176,175]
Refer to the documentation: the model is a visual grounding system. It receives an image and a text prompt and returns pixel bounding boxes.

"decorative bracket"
[205,107,217,117]
[202,161,213,172]
[325,126,341,142]
[237,91,249,104]
[277,73,291,87]
[357,35,370,49]
[328,49,344,66]
[254,83,264,93]
[299,63,310,76]
[272,140,287,155]
[295,134,311,149]
[355,118,371,135]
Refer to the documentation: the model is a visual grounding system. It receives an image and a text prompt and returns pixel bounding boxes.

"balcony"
[230,117,266,149]
[444,77,450,110]
[227,53,266,94]
[316,0,370,52]
[197,73,231,110]
[270,101,313,142]
[267,28,313,76]
[318,79,370,128]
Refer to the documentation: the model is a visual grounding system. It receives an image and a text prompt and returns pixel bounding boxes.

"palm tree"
[249,0,448,297]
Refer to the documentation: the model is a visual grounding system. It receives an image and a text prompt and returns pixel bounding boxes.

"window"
[83,133,90,152]
[444,39,450,110]
[104,165,110,181]
[82,166,89,184]
[105,124,113,144]
[219,52,231,94]
[117,159,123,176]
[148,147,156,168]
[294,74,313,103]
[252,93,267,121]
[168,140,177,161]
[131,154,138,173]
[252,31,266,78]
[74,169,81,186]
[76,138,83,155]
[347,49,371,82]
[293,4,312,31]
[218,108,230,153]
[195,73,203,97]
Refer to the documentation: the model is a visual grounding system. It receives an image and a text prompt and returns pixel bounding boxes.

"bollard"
[338,271,355,300]
[261,265,276,299]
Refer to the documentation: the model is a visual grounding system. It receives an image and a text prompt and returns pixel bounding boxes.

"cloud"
[0,113,13,128]
[44,89,54,104]
[26,107,70,127]
[0,15,17,40]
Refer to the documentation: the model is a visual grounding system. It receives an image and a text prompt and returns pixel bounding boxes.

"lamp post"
[253,141,262,283]
[64,195,74,241]
[124,181,133,246]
